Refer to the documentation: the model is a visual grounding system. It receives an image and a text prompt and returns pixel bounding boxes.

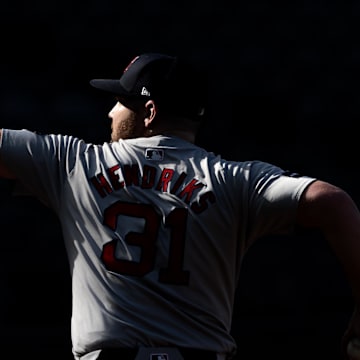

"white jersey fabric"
[0,129,316,359]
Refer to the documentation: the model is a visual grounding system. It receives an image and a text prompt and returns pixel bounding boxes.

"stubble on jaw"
[111,114,145,142]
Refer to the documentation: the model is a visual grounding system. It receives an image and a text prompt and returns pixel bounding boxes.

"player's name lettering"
[90,163,216,214]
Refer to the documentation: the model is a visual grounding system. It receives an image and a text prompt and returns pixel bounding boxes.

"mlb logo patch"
[136,347,182,360]
[145,148,164,160]
[150,353,169,360]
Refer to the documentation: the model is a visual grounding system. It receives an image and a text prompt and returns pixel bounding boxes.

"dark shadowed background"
[0,1,359,359]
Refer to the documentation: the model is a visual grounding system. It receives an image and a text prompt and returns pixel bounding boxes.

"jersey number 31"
[101,201,190,285]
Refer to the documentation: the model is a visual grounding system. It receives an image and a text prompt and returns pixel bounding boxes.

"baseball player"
[1,52,360,360]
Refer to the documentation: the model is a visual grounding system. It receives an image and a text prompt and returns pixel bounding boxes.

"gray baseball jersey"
[0,129,316,359]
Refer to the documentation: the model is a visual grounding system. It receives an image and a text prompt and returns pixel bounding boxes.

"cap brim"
[89,79,129,96]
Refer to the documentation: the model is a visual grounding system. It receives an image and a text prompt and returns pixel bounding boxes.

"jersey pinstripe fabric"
[0,129,316,359]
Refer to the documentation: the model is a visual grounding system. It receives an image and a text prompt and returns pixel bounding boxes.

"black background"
[0,1,359,359]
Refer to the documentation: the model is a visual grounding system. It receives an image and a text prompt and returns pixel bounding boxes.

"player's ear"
[144,100,157,128]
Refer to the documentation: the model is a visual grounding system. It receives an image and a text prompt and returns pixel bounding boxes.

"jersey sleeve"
[0,128,87,211]
[239,160,317,244]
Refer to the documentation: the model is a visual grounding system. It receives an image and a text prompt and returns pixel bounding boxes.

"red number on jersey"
[101,201,190,285]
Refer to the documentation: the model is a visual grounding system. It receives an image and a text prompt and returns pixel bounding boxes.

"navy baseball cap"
[90,52,206,120]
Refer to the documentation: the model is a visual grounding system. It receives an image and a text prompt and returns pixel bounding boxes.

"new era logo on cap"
[141,86,151,96]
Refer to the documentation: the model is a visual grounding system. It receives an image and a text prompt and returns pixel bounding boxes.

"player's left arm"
[0,129,16,179]
[296,179,360,357]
